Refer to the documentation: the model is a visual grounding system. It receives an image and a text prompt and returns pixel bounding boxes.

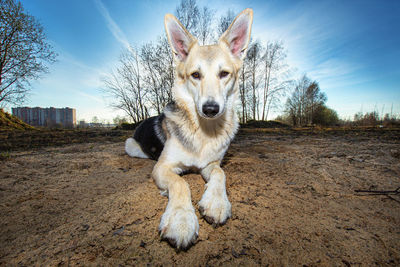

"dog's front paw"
[159,205,199,250]
[199,188,231,226]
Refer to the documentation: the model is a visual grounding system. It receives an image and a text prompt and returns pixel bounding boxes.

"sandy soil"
[0,130,399,266]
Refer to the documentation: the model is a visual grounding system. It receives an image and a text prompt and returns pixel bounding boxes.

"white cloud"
[94,0,131,49]
[75,91,104,104]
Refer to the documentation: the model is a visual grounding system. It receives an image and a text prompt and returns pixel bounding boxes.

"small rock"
[390,149,400,159]
[113,226,125,236]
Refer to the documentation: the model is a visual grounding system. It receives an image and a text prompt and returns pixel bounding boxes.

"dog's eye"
[219,71,229,79]
[191,72,201,79]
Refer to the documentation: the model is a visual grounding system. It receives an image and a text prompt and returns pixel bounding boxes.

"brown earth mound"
[242,120,290,128]
[0,109,34,130]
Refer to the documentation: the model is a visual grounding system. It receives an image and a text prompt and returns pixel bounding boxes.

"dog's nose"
[202,101,220,117]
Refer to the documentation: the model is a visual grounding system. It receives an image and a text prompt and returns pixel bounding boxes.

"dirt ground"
[0,129,399,266]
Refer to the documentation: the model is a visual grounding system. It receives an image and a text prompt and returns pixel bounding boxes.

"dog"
[125,8,253,250]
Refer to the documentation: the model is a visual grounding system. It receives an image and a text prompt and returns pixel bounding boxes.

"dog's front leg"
[199,161,232,226]
[152,161,199,250]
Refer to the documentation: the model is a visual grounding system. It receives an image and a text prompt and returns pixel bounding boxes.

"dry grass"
[0,128,131,152]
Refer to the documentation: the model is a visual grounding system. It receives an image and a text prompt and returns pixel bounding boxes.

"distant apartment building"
[12,107,76,127]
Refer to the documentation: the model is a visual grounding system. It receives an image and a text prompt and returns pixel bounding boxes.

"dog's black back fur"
[133,115,166,160]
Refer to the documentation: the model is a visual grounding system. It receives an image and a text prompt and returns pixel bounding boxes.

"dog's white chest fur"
[167,134,227,169]
[163,115,238,170]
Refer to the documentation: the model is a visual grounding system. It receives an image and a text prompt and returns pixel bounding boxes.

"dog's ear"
[164,14,197,62]
[219,8,253,59]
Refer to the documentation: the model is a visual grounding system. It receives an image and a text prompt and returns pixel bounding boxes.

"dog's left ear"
[219,8,253,60]
[165,14,197,62]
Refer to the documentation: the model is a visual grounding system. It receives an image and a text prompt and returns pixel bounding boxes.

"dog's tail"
[125,138,149,159]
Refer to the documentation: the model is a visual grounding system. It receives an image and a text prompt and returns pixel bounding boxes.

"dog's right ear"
[164,14,197,62]
[219,8,253,60]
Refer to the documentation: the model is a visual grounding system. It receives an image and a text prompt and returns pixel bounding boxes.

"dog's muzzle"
[202,101,220,118]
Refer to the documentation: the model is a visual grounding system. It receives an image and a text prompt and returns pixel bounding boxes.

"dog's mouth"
[198,111,224,120]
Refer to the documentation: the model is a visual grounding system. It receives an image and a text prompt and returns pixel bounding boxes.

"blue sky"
[14,0,400,122]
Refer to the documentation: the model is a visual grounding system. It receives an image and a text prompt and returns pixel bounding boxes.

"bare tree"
[216,9,235,37]
[113,115,127,125]
[197,6,215,45]
[175,0,199,34]
[246,41,263,120]
[238,56,250,123]
[285,82,302,126]
[305,81,326,124]
[140,42,160,113]
[0,0,57,107]
[297,75,310,126]
[140,36,174,114]
[102,47,148,123]
[285,74,326,126]
[261,41,290,121]
[103,34,174,120]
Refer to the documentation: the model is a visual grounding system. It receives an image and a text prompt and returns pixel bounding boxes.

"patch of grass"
[239,126,400,140]
[0,128,132,151]
[241,120,290,129]
[0,151,11,161]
